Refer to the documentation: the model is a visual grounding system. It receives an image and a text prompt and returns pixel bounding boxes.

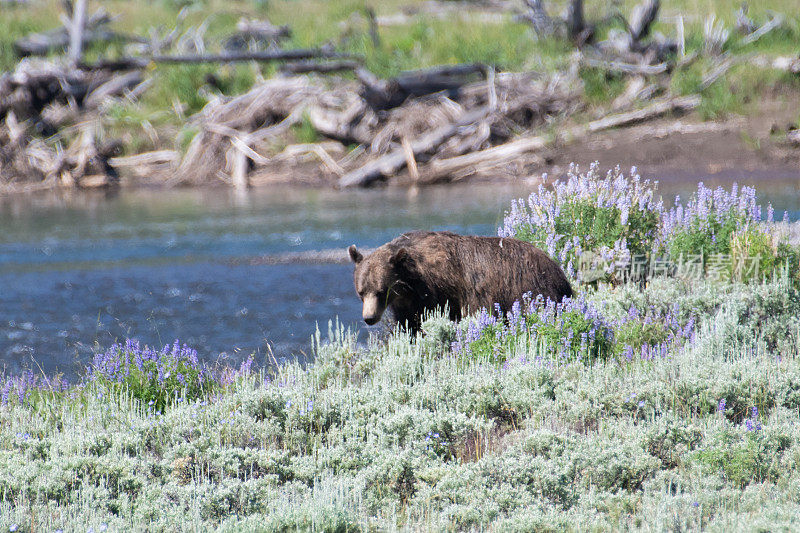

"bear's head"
[348,244,411,325]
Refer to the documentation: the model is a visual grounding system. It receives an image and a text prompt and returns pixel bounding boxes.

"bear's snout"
[361,293,384,325]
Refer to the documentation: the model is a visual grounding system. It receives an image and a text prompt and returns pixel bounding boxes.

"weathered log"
[78,58,152,71]
[108,150,179,168]
[153,48,356,64]
[279,60,361,75]
[356,64,486,110]
[699,56,736,91]
[83,71,143,107]
[95,48,357,70]
[338,107,490,187]
[419,95,700,182]
[580,55,669,75]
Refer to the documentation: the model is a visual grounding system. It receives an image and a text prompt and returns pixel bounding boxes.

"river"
[1,169,798,377]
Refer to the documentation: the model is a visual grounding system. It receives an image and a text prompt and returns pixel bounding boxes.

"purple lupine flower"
[745,405,762,431]
[717,399,726,413]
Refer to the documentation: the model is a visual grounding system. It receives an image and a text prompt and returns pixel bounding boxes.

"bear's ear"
[390,247,409,265]
[348,245,363,264]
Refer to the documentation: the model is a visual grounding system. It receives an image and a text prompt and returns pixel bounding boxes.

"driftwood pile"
[173,67,584,188]
[0,59,143,189]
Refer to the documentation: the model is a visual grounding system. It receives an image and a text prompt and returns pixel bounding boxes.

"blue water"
[0,184,528,376]
[1,170,798,377]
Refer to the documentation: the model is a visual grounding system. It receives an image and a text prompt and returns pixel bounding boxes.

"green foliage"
[87,342,220,412]
[291,113,320,144]
[580,68,626,106]
[693,429,793,488]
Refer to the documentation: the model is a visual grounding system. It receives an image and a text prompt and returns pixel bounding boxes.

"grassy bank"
[1,166,800,530]
[2,0,799,158]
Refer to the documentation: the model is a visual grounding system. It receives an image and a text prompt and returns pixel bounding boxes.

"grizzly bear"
[348,231,572,334]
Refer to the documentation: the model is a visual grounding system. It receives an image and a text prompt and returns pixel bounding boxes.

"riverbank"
[2,252,799,531]
[1,0,799,193]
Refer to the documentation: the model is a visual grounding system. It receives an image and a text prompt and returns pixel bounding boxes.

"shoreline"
[3,102,798,196]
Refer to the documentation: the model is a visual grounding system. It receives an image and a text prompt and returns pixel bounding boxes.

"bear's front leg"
[390,302,422,337]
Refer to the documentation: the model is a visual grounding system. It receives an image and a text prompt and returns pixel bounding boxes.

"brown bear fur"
[348,230,573,334]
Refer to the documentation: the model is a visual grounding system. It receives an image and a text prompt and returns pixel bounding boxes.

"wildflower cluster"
[745,406,762,432]
[452,294,696,364]
[500,163,796,284]
[452,295,614,362]
[0,370,68,407]
[499,162,662,281]
[613,303,696,361]
[86,339,218,411]
[662,182,792,281]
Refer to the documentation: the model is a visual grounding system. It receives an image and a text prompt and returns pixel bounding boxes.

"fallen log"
[699,56,736,91]
[13,9,145,57]
[338,107,490,187]
[419,95,700,182]
[90,48,358,70]
[83,71,143,107]
[152,48,356,64]
[279,60,361,75]
[357,63,486,110]
[108,150,179,168]
[580,55,669,75]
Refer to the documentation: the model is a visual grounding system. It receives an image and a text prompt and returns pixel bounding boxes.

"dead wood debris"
[0,59,142,190]
[2,1,797,193]
[169,67,581,188]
